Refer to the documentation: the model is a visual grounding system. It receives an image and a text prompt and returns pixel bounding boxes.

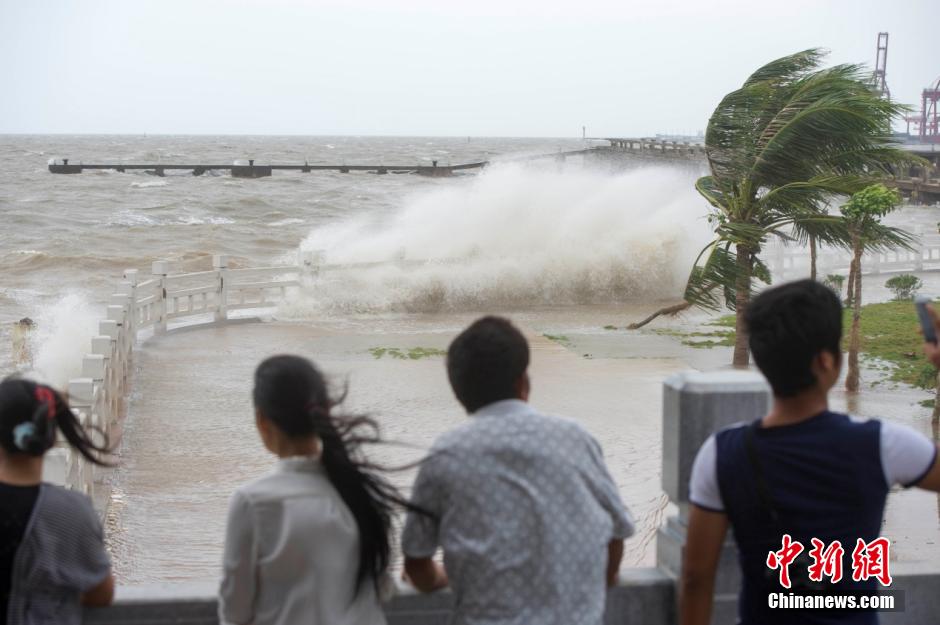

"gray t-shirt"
[7,484,110,625]
[401,399,634,625]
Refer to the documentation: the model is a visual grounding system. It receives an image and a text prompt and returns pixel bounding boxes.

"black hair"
[446,316,529,413]
[0,377,113,466]
[252,355,425,596]
[745,279,843,398]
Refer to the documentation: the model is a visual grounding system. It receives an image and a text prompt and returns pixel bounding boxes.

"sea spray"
[282,164,712,315]
[28,292,100,389]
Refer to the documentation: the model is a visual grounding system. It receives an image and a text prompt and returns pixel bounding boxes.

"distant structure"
[873,30,940,144]
[905,77,940,143]
[872,32,890,99]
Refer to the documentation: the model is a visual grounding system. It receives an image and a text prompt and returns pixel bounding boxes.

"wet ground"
[106,304,940,585]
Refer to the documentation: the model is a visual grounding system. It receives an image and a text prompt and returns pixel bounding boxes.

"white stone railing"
[43,254,307,500]
[762,230,940,281]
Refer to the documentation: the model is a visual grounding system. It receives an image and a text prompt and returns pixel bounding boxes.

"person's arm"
[403,556,449,592]
[916,458,940,492]
[680,505,729,625]
[218,491,256,625]
[81,572,115,606]
[401,453,447,593]
[923,304,940,368]
[73,494,114,607]
[606,539,624,587]
[582,432,636,589]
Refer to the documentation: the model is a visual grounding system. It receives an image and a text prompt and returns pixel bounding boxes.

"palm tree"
[678,49,913,366]
[841,184,908,391]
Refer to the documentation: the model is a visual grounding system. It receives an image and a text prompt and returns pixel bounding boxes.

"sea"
[1,134,938,585]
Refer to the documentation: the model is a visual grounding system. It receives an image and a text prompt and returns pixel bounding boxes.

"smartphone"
[915,295,937,345]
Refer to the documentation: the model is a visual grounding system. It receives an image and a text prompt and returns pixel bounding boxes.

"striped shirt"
[6,484,110,625]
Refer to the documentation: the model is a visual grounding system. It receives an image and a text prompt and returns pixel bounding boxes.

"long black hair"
[252,354,427,595]
[0,377,113,466]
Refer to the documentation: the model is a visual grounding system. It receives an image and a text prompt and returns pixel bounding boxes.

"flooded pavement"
[107,310,686,584]
[107,303,940,585]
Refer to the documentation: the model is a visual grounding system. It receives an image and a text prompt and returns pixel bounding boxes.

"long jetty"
[48,158,488,178]
[46,148,601,179]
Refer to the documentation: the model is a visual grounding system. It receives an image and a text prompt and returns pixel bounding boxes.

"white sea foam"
[270,217,306,227]
[106,211,236,227]
[282,164,711,315]
[27,292,100,390]
[130,180,169,188]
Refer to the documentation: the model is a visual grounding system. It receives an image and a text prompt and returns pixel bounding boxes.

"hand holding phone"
[915,295,938,345]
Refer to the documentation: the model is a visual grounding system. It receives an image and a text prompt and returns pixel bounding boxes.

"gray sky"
[2,0,938,137]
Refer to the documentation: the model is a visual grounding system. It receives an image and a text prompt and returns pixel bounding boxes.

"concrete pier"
[48,159,488,177]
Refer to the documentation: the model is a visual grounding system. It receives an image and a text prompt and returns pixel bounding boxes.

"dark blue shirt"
[688,410,940,625]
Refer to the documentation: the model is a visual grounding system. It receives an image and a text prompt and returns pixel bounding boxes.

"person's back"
[0,379,114,625]
[680,280,940,625]
[219,355,419,625]
[222,459,383,625]
[402,317,634,625]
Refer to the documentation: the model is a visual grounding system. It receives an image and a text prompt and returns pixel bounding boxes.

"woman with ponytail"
[219,355,425,625]
[0,377,114,625]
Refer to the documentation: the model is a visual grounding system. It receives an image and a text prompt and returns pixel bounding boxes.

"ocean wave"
[131,180,169,188]
[281,164,711,315]
[105,210,236,227]
[269,218,306,227]
[0,250,142,272]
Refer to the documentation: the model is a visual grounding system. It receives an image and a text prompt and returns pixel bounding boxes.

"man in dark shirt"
[680,280,940,625]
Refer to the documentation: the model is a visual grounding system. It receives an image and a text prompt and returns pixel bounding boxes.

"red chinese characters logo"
[807,538,844,583]
[767,536,892,587]
[766,534,804,589]
[851,537,892,586]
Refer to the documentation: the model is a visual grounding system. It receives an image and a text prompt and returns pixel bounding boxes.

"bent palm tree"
[681,49,913,366]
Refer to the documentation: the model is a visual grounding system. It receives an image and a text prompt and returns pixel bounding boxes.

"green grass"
[368,347,446,360]
[644,304,935,388]
[842,301,937,390]
[707,314,737,328]
[542,333,571,345]
[650,322,736,349]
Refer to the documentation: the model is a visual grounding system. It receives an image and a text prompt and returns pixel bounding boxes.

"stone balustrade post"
[106,304,128,387]
[120,270,139,338]
[91,336,117,426]
[657,370,771,625]
[915,226,925,271]
[213,255,229,323]
[67,378,96,494]
[152,261,170,334]
[83,350,108,423]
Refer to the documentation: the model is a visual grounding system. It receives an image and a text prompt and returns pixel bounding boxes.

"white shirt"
[219,456,386,625]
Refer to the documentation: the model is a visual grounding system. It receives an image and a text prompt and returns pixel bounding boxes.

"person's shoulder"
[38,483,99,527]
[838,412,883,435]
[40,482,95,512]
[530,410,590,437]
[713,421,750,442]
[231,468,290,504]
[430,419,481,452]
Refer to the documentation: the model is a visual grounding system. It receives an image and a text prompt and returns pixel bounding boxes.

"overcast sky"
[1,0,938,137]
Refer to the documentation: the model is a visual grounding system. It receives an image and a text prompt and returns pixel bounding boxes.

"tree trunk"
[845,261,856,307]
[733,244,752,368]
[627,301,692,329]
[809,235,817,281]
[933,371,940,425]
[846,233,863,392]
